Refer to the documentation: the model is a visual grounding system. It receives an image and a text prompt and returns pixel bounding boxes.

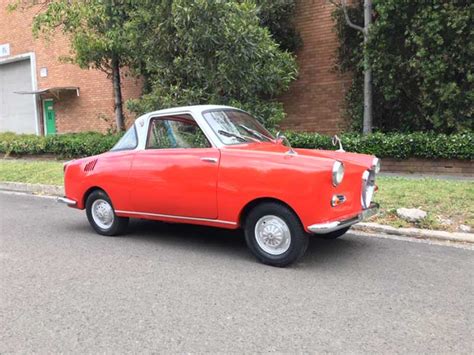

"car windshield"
[203,109,274,145]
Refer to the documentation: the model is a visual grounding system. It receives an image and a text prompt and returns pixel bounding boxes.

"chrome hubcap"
[91,199,114,229]
[254,215,291,255]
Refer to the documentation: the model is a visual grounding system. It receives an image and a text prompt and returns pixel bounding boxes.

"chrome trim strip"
[114,210,237,225]
[200,157,218,163]
[361,170,375,209]
[307,203,378,234]
[372,157,381,173]
[57,197,77,206]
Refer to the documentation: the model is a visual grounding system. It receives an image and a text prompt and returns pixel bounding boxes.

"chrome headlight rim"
[372,157,381,174]
[332,161,345,186]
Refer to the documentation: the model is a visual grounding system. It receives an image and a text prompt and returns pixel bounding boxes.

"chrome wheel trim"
[91,199,114,229]
[254,215,291,256]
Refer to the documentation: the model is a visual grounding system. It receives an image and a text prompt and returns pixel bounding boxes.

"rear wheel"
[86,190,128,236]
[319,226,351,240]
[244,202,309,267]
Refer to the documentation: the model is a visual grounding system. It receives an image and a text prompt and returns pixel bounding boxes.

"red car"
[59,105,379,266]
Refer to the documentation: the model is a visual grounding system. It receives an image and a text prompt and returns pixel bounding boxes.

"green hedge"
[284,131,473,160]
[0,132,120,158]
[0,131,472,160]
[333,1,473,133]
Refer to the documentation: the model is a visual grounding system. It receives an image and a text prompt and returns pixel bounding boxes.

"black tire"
[244,202,309,267]
[85,190,129,236]
[319,226,351,240]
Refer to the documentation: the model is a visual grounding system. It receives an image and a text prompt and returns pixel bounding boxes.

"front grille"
[361,169,376,209]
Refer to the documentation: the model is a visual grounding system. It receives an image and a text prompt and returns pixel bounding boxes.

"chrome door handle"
[200,157,218,163]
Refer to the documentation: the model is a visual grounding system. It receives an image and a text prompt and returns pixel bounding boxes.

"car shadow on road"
[123,219,365,268]
[123,219,253,263]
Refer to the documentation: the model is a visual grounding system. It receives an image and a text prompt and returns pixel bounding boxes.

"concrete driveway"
[1,192,472,353]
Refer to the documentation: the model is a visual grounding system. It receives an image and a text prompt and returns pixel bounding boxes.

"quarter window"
[110,125,138,151]
[146,116,211,149]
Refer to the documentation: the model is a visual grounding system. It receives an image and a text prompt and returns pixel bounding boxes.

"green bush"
[0,132,121,158]
[1,131,472,160]
[333,0,473,133]
[284,131,474,160]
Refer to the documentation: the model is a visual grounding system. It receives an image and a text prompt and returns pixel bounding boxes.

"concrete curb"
[352,222,474,244]
[0,181,64,197]
[1,181,472,244]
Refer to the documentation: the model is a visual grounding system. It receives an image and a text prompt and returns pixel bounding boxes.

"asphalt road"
[1,192,473,353]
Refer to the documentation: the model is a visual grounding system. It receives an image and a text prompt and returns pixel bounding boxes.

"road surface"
[1,192,472,353]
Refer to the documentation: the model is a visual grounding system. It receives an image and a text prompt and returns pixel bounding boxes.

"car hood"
[225,142,375,170]
[294,148,375,170]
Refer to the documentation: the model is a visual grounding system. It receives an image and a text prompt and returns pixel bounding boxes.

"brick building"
[0,0,346,136]
[280,0,351,134]
[0,1,142,135]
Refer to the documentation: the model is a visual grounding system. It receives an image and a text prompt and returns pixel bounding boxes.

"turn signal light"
[331,194,346,207]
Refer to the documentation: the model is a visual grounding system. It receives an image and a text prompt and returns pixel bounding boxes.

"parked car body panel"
[62,105,378,234]
[128,148,220,219]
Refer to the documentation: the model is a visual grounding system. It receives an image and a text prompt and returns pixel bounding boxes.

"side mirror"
[276,131,296,155]
[332,135,345,152]
[275,131,284,144]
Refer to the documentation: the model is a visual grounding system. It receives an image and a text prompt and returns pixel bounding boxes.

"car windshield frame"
[202,109,274,146]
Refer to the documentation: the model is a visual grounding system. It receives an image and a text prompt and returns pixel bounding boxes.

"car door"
[129,115,219,219]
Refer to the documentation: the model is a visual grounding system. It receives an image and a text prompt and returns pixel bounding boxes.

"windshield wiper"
[217,130,247,142]
[238,124,271,142]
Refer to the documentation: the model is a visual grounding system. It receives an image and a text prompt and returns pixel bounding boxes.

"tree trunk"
[111,55,125,132]
[362,0,373,134]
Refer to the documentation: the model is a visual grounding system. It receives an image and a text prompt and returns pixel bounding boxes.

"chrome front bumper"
[307,203,379,234]
[57,197,77,207]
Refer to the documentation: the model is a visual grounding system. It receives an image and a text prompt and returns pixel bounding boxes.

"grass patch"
[0,159,64,186]
[373,176,474,231]
[0,159,472,231]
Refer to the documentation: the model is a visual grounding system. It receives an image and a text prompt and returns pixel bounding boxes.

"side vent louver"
[84,159,98,172]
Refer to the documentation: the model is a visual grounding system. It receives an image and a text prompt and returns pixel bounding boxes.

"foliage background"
[126,0,298,127]
[1,131,472,160]
[333,0,473,133]
[11,0,300,129]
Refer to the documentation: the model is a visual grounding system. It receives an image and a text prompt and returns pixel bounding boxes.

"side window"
[146,117,211,149]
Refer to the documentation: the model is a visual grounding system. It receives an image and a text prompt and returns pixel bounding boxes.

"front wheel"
[86,190,129,236]
[244,202,309,267]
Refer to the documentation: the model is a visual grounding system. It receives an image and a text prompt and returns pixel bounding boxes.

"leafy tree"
[9,0,135,131]
[334,0,473,133]
[254,0,302,52]
[332,0,374,135]
[126,0,298,127]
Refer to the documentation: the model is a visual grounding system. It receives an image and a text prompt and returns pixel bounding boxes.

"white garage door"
[0,59,37,134]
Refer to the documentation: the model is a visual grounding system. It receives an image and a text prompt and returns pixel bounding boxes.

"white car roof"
[141,104,238,119]
[132,105,244,150]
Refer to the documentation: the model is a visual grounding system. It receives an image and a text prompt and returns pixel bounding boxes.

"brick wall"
[280,0,350,134]
[381,159,474,177]
[0,1,142,134]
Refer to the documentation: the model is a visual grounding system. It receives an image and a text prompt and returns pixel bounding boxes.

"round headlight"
[372,158,381,174]
[332,161,344,186]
